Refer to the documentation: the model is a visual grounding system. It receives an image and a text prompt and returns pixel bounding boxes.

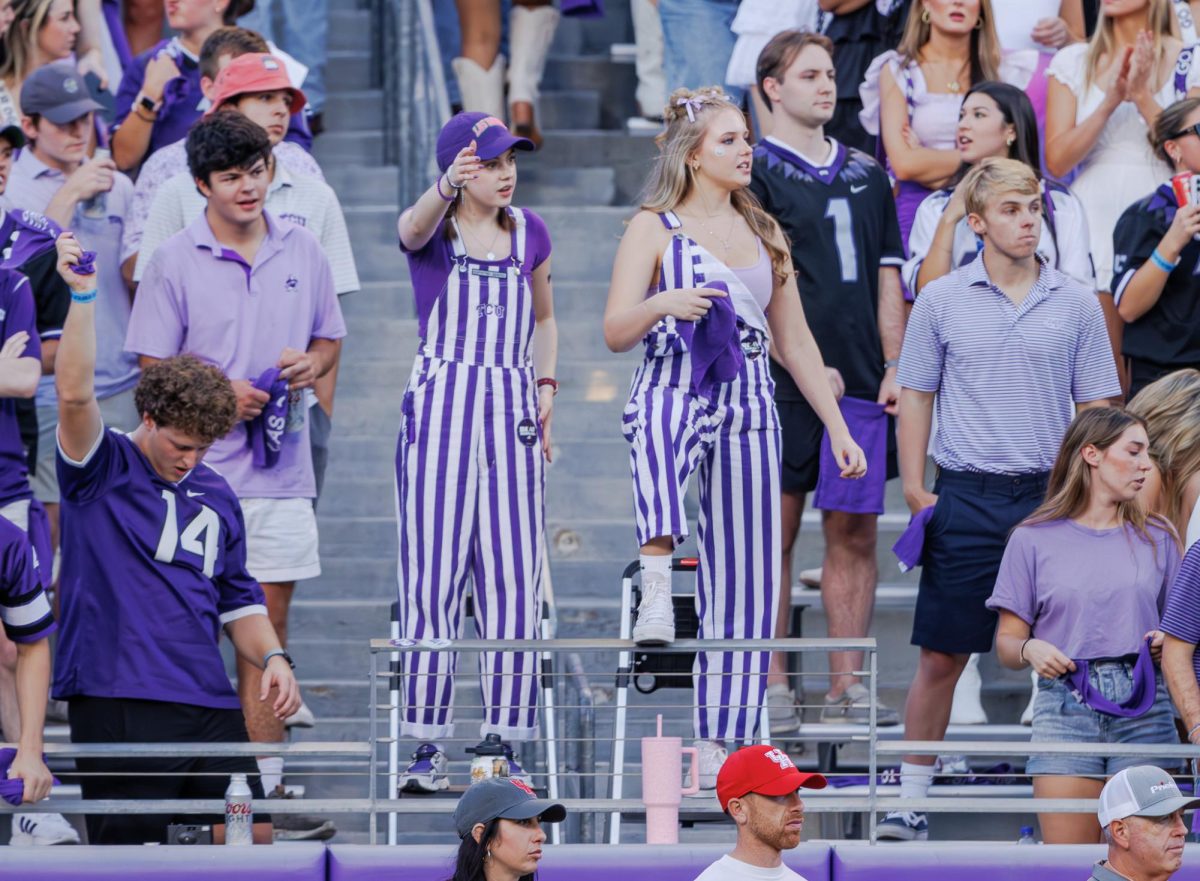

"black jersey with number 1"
[749,137,904,400]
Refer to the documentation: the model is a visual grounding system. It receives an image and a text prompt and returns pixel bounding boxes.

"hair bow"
[676,95,705,123]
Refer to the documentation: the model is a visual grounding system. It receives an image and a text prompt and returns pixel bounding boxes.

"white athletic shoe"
[766,683,802,733]
[11,812,80,845]
[948,653,988,725]
[1020,668,1038,725]
[685,739,727,794]
[798,567,822,588]
[632,576,675,645]
[284,700,316,729]
[398,742,450,794]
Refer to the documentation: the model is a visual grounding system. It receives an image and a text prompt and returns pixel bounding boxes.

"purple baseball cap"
[436,112,534,172]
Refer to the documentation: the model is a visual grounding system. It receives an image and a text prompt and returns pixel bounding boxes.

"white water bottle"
[81,148,110,219]
[224,773,253,845]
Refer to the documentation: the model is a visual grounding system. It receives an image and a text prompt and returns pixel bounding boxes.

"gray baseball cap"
[20,61,103,125]
[452,777,566,838]
[1098,765,1200,827]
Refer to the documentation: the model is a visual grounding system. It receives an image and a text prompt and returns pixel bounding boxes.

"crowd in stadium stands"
[9,0,1200,857]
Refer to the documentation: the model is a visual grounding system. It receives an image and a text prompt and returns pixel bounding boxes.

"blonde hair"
[1025,408,1175,552]
[1085,0,1178,90]
[960,156,1039,216]
[896,0,1002,85]
[640,86,790,284]
[1127,368,1200,537]
[2,0,60,86]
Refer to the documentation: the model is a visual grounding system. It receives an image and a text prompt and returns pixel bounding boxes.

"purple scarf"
[673,281,743,400]
[1064,639,1158,718]
[0,748,59,806]
[245,367,289,468]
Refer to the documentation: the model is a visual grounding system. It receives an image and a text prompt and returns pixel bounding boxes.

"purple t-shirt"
[0,513,54,644]
[114,38,313,163]
[52,428,265,708]
[125,212,347,499]
[1160,541,1200,685]
[0,271,39,507]
[987,518,1180,660]
[400,210,551,338]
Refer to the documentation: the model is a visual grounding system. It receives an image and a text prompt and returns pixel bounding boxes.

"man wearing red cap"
[695,745,827,881]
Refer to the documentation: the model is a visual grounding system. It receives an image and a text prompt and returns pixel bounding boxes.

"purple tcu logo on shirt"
[476,303,506,318]
[285,275,299,292]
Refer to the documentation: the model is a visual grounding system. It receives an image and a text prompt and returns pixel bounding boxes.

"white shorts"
[240,497,320,584]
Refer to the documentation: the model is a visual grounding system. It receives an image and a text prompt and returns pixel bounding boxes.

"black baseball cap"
[21,61,103,125]
[452,777,566,838]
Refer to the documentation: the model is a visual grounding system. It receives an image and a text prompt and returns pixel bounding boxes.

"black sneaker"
[266,785,337,841]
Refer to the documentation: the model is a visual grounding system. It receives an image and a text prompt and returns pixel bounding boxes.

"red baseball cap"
[716,746,826,812]
[207,53,306,116]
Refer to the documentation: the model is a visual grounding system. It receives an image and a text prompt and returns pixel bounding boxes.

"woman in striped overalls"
[395,112,558,792]
[604,87,866,787]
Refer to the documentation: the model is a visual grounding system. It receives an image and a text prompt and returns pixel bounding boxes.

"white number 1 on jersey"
[155,489,220,577]
[825,198,859,284]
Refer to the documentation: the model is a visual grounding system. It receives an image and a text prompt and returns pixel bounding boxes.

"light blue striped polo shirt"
[897,256,1120,475]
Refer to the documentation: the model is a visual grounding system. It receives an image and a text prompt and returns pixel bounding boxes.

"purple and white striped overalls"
[395,207,544,741]
[622,211,781,742]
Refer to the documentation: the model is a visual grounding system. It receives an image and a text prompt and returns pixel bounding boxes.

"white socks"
[639,553,671,588]
[257,756,284,795]
[899,761,934,800]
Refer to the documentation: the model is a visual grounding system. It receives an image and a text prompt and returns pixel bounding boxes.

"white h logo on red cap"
[765,749,794,770]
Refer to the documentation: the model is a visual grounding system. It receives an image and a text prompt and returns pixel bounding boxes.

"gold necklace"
[685,193,740,253]
[457,218,504,260]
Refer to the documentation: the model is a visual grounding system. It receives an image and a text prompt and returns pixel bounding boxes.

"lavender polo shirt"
[1160,541,1200,685]
[125,212,346,499]
[5,150,140,406]
[988,518,1179,660]
[897,256,1121,474]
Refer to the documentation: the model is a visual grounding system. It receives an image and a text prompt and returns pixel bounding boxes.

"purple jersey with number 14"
[52,428,267,709]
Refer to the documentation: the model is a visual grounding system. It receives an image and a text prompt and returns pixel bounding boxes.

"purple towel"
[892,504,936,573]
[0,748,59,806]
[1064,639,1158,718]
[672,282,743,400]
[561,0,604,16]
[813,397,887,515]
[245,367,289,468]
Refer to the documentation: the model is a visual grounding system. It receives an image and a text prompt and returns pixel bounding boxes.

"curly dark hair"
[134,356,238,445]
[187,110,272,185]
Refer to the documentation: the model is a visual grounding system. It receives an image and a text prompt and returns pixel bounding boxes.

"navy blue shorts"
[912,469,1048,654]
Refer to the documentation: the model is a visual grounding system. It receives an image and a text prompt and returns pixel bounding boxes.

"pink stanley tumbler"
[641,715,700,844]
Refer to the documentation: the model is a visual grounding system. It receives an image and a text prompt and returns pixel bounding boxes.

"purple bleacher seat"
[326,843,833,881]
[0,842,327,878]
[830,843,1200,880]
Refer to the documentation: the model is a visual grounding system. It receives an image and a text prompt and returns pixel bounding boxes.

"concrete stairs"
[272,0,1038,845]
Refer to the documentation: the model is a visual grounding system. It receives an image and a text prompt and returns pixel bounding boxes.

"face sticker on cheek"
[713,146,727,157]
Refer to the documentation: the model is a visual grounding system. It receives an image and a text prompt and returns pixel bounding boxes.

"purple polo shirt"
[5,149,140,406]
[114,38,313,162]
[125,211,346,499]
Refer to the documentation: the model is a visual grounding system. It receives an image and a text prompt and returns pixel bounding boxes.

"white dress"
[993,0,1065,53]
[1047,42,1200,291]
[725,0,818,88]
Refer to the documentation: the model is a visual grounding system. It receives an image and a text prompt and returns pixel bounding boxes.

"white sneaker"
[798,567,822,588]
[398,742,450,794]
[948,653,987,725]
[11,812,80,845]
[1020,668,1038,725]
[285,700,316,729]
[633,576,675,645]
[766,683,802,733]
[685,739,727,794]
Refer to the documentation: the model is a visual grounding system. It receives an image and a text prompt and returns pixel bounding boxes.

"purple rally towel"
[0,748,60,806]
[70,249,96,276]
[892,504,936,573]
[813,396,888,515]
[672,281,744,400]
[244,367,289,468]
[1064,638,1158,718]
[561,0,604,16]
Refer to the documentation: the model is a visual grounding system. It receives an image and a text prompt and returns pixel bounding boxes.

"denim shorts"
[1027,659,1181,777]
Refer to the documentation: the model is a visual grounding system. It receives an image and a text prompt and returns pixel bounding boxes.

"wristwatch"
[263,648,295,670]
[135,92,162,114]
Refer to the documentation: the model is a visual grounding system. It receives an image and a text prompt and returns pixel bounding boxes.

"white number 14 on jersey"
[154,489,220,577]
